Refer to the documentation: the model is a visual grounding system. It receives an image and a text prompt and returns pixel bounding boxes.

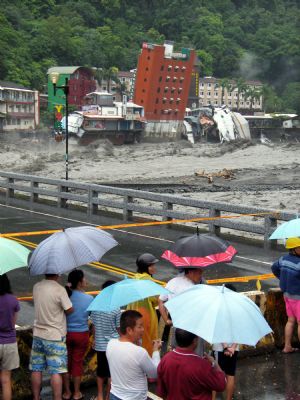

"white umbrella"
[165,284,272,346]
[29,226,118,275]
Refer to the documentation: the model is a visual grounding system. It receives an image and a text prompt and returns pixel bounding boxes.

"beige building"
[199,77,263,112]
[0,81,39,132]
[97,70,135,101]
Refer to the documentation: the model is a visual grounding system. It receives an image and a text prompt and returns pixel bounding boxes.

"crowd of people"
[0,237,300,400]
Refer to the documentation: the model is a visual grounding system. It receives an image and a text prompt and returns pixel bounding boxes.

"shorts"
[66,331,89,377]
[284,297,300,321]
[0,342,19,370]
[30,336,67,375]
[215,351,238,376]
[97,351,110,378]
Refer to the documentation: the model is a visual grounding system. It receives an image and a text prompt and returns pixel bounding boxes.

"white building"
[0,81,39,132]
[199,77,263,112]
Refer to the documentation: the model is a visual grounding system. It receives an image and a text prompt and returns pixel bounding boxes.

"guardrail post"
[6,177,14,202]
[123,195,133,221]
[88,188,98,217]
[209,208,221,235]
[162,202,173,227]
[58,185,67,208]
[264,215,277,250]
[30,181,39,204]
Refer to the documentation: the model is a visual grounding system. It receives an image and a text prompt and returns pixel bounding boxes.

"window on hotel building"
[207,92,211,96]
[157,87,160,93]
[160,66,164,71]
[159,76,162,82]
[166,76,170,82]
[164,87,169,93]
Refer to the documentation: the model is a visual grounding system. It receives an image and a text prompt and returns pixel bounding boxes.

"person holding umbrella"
[0,274,20,400]
[127,253,160,356]
[62,269,93,400]
[272,237,300,353]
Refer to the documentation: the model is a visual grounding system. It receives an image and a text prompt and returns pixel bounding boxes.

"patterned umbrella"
[162,231,237,268]
[29,226,118,275]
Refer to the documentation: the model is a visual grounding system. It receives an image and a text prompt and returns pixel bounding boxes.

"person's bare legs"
[62,372,72,399]
[31,371,42,400]
[1,370,12,400]
[283,317,297,353]
[51,373,63,400]
[72,376,82,399]
[97,376,105,400]
[105,378,111,400]
[225,375,235,400]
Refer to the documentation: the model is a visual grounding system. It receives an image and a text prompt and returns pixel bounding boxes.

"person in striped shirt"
[91,281,121,400]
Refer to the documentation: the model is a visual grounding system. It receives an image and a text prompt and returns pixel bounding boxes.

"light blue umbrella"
[87,278,170,312]
[29,226,118,275]
[165,284,272,346]
[269,217,300,240]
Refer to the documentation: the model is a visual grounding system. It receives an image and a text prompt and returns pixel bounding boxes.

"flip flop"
[62,395,72,400]
[282,347,299,354]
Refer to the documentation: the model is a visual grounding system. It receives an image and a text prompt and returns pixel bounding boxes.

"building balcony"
[6,112,35,118]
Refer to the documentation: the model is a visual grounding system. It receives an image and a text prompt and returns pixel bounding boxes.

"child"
[91,280,121,400]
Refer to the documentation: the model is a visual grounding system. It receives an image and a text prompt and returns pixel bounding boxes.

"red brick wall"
[68,69,96,107]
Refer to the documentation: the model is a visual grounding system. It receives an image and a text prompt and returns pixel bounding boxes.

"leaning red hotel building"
[134,41,195,123]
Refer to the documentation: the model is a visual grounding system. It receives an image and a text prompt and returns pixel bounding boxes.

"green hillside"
[1,0,299,112]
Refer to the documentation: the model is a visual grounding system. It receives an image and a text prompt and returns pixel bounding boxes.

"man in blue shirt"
[272,237,300,353]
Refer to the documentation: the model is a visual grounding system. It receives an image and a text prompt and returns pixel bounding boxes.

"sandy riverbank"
[0,135,299,212]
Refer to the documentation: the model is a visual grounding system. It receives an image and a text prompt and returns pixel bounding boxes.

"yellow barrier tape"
[0,211,277,238]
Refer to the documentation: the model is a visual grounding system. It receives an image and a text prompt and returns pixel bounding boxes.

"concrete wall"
[143,120,183,141]
[12,288,298,399]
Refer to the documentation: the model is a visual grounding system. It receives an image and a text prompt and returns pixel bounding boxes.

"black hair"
[65,269,84,297]
[184,268,202,275]
[0,274,12,295]
[102,280,116,290]
[120,310,142,335]
[137,263,150,274]
[45,274,59,278]
[224,283,237,292]
[175,328,197,347]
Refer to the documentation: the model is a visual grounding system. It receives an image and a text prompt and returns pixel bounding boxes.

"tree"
[244,86,262,111]
[233,78,248,111]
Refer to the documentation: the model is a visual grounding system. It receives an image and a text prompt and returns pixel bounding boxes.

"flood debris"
[194,168,235,183]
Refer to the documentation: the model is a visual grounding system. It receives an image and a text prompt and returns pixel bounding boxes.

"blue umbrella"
[165,284,272,346]
[87,278,170,312]
[29,226,118,275]
[269,217,300,240]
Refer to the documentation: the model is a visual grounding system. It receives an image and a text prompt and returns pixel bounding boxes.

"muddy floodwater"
[1,134,300,212]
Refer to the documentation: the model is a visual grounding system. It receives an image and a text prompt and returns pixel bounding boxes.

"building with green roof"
[47,66,96,111]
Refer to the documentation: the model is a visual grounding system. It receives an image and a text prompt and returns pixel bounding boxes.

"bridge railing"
[0,171,296,248]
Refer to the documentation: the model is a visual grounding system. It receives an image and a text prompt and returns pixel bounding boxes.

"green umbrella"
[0,237,30,275]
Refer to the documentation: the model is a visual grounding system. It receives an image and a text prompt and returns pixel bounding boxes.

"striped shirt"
[91,310,121,351]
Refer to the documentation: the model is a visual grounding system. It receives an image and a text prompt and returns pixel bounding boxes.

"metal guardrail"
[0,171,296,248]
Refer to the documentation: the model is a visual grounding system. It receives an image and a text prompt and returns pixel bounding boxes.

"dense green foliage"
[1,0,299,112]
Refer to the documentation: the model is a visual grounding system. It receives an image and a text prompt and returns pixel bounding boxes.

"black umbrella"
[161,229,237,268]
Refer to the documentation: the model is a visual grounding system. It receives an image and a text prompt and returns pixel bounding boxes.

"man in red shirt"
[157,328,226,400]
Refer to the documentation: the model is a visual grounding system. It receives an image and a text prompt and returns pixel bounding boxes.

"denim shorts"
[29,336,67,374]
